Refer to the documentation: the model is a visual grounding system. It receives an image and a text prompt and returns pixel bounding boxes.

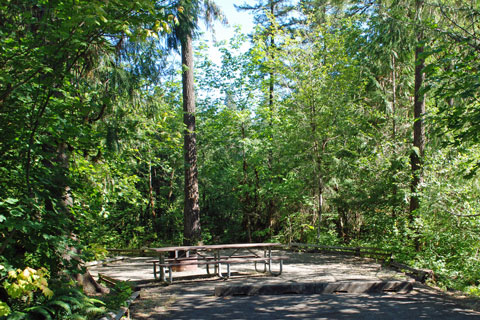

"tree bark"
[392,53,397,141]
[409,0,426,250]
[391,53,398,219]
[181,32,201,246]
[265,2,276,237]
[45,142,109,294]
[148,161,155,219]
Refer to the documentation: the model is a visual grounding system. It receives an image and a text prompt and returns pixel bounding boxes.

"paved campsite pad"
[132,289,480,319]
[89,251,480,319]
[90,251,407,283]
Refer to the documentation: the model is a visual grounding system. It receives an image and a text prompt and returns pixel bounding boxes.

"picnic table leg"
[153,261,157,279]
[217,262,223,278]
[206,250,219,276]
[206,259,215,275]
[254,261,267,272]
[160,265,166,282]
[217,262,231,279]
[159,253,165,282]
[266,247,282,276]
[268,259,283,276]
[254,249,268,273]
[267,247,271,273]
[215,250,220,275]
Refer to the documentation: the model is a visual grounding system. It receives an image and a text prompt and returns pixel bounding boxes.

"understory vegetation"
[1,0,480,317]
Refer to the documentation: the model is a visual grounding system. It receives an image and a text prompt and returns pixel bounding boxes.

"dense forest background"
[1,0,480,317]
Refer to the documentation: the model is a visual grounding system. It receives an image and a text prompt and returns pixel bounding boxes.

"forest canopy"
[1,0,480,317]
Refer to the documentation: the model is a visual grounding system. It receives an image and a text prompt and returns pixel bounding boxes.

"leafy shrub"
[100,281,133,312]
[1,265,105,320]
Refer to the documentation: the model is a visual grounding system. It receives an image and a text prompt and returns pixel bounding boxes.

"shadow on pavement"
[91,254,480,319]
[157,290,480,320]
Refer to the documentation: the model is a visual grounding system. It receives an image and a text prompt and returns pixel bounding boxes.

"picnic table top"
[146,242,282,253]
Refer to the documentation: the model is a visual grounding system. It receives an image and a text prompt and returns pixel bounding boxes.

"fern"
[47,300,71,314]
[24,305,53,319]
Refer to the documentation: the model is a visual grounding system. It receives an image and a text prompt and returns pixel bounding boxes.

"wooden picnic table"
[146,243,286,283]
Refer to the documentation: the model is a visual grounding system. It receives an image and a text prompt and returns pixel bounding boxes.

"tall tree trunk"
[168,168,175,203]
[265,1,276,237]
[391,53,398,219]
[181,32,201,246]
[409,0,426,250]
[148,161,155,219]
[46,142,108,294]
[310,101,321,239]
[392,53,397,141]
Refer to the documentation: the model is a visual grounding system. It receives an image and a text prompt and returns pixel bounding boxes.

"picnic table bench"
[147,243,287,283]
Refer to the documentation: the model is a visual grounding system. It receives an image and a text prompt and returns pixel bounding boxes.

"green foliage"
[195,29,264,242]
[1,266,104,320]
[100,282,133,312]
[0,0,184,316]
[424,1,480,158]
[3,267,53,302]
[412,147,480,290]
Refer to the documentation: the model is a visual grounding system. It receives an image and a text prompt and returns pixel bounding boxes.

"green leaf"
[48,300,72,313]
[0,301,11,317]
[25,306,53,320]
[4,198,19,205]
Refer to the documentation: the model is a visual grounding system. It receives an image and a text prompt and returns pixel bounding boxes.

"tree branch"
[447,209,480,218]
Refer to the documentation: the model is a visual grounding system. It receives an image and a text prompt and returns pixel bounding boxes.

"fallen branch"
[286,243,392,259]
[389,261,434,282]
[98,273,120,286]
